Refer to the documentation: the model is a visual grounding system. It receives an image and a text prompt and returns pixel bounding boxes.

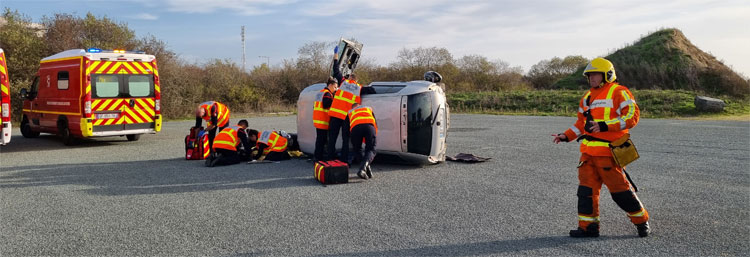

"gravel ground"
[1,114,748,256]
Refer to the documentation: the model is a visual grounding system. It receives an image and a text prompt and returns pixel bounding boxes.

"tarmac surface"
[1,114,748,256]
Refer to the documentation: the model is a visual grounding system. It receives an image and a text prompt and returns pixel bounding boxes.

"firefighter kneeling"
[251,130,290,162]
[552,58,650,238]
[206,120,252,167]
[348,103,377,179]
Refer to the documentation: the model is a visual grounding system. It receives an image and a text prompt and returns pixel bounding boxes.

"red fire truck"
[0,48,11,145]
[20,48,162,145]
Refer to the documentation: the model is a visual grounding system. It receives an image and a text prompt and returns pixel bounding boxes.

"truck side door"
[26,76,41,128]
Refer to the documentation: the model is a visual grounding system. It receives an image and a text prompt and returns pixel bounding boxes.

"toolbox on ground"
[314,160,349,184]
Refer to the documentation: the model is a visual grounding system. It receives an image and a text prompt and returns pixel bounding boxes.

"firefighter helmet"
[583,57,617,83]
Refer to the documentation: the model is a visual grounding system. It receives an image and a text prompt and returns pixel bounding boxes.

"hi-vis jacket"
[313,88,333,130]
[348,106,377,135]
[256,130,288,155]
[199,101,230,128]
[564,82,639,157]
[213,126,244,151]
[328,79,361,120]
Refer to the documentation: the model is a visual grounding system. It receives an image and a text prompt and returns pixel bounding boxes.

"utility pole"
[241,26,246,72]
[258,56,270,68]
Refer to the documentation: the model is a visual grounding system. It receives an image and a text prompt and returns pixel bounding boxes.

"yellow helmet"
[583,57,617,83]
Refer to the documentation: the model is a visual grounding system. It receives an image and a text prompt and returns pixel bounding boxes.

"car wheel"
[20,116,40,138]
[58,121,76,146]
[126,134,141,141]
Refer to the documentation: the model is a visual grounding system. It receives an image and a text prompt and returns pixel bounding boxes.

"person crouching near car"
[348,103,377,180]
[206,120,251,167]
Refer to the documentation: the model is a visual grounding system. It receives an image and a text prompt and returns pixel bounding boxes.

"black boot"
[569,223,600,238]
[635,222,649,237]
[204,153,214,167]
[357,161,369,180]
[205,152,221,167]
[364,162,373,179]
[357,169,368,179]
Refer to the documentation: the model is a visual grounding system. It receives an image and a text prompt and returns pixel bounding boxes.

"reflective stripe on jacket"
[313,89,332,130]
[213,126,241,151]
[328,81,361,120]
[257,130,288,155]
[564,82,640,156]
[199,101,230,128]
[348,106,377,135]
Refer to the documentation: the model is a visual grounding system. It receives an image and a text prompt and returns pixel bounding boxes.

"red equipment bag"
[185,127,211,160]
[314,160,349,184]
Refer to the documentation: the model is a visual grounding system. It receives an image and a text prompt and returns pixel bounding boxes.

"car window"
[126,75,153,97]
[370,85,405,94]
[93,75,120,98]
[407,92,433,155]
[30,76,39,93]
[57,71,69,90]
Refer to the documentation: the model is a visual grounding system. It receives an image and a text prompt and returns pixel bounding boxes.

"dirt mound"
[555,28,749,96]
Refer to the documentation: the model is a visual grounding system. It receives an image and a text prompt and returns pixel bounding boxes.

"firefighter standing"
[552,58,649,237]
[313,77,338,161]
[327,47,363,164]
[328,45,375,163]
[206,120,252,167]
[348,103,377,180]
[196,101,231,149]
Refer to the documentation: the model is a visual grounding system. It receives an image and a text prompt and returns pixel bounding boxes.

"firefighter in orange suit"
[206,120,251,167]
[313,77,338,161]
[552,58,650,238]
[348,103,377,180]
[196,101,231,149]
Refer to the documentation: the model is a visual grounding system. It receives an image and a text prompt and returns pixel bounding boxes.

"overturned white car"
[296,80,450,164]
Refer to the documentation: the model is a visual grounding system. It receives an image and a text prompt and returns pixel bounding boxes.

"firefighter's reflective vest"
[257,130,288,155]
[564,82,639,156]
[348,106,377,135]
[312,89,332,130]
[199,101,230,128]
[213,126,242,151]
[328,80,361,120]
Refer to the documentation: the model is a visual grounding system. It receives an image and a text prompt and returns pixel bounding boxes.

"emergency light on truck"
[87,48,145,54]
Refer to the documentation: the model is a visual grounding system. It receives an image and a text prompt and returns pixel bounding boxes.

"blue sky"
[3,0,749,76]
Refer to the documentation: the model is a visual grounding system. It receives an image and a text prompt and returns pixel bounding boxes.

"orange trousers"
[577,154,649,229]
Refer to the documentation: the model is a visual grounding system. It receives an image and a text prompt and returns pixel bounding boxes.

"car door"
[330,38,363,78]
[122,74,156,131]
[26,76,41,128]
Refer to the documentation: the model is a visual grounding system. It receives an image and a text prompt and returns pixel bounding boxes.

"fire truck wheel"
[57,120,76,146]
[20,116,40,138]
[126,134,141,141]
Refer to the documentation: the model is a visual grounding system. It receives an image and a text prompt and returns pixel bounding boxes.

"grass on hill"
[554,28,750,97]
[448,90,750,119]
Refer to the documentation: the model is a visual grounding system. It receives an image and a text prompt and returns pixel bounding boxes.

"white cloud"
[131,13,159,20]
[122,0,748,74]
[295,0,750,74]
[162,0,298,15]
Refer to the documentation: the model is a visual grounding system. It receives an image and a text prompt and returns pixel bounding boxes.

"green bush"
[448,89,750,118]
